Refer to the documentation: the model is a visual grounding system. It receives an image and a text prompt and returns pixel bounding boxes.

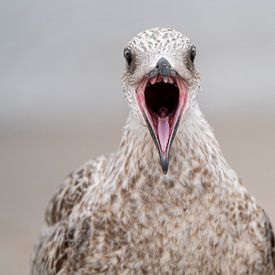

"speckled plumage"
[32,28,275,274]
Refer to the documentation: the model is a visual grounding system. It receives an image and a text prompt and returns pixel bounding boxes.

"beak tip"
[160,156,169,174]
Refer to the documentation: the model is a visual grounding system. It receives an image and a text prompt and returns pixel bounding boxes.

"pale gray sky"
[1,0,274,131]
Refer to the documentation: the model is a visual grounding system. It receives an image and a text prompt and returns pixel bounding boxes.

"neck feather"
[112,103,239,191]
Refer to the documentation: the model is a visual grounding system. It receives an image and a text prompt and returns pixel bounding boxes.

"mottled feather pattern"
[45,160,98,225]
[31,28,275,274]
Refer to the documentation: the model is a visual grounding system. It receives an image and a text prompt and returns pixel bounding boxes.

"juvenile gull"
[32,27,275,274]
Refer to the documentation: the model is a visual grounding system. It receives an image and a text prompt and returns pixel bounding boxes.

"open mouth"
[136,75,187,173]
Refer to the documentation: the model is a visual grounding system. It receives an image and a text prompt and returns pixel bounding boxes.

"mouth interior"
[145,82,179,121]
[136,74,186,173]
[144,80,180,154]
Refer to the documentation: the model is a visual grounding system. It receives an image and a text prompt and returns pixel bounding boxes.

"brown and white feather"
[31,28,275,274]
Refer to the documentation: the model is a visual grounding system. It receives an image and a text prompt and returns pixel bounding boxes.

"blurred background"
[0,0,274,274]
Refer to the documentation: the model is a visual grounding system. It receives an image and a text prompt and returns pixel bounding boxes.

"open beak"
[136,58,187,174]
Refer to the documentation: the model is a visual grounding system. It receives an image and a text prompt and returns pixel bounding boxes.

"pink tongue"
[157,109,170,153]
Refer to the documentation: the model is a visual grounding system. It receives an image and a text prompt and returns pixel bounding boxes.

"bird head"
[121,27,200,174]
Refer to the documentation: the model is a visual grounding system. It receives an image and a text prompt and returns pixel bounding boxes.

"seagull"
[31,27,275,274]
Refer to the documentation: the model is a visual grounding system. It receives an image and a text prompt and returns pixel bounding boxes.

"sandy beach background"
[0,1,274,274]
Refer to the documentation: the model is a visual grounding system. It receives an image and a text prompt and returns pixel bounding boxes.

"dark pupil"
[125,51,132,66]
[190,48,196,62]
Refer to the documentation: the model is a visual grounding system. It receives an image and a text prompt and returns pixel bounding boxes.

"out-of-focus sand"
[0,118,274,275]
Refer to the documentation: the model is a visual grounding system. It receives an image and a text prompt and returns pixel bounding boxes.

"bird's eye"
[124,48,133,67]
[190,46,196,63]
